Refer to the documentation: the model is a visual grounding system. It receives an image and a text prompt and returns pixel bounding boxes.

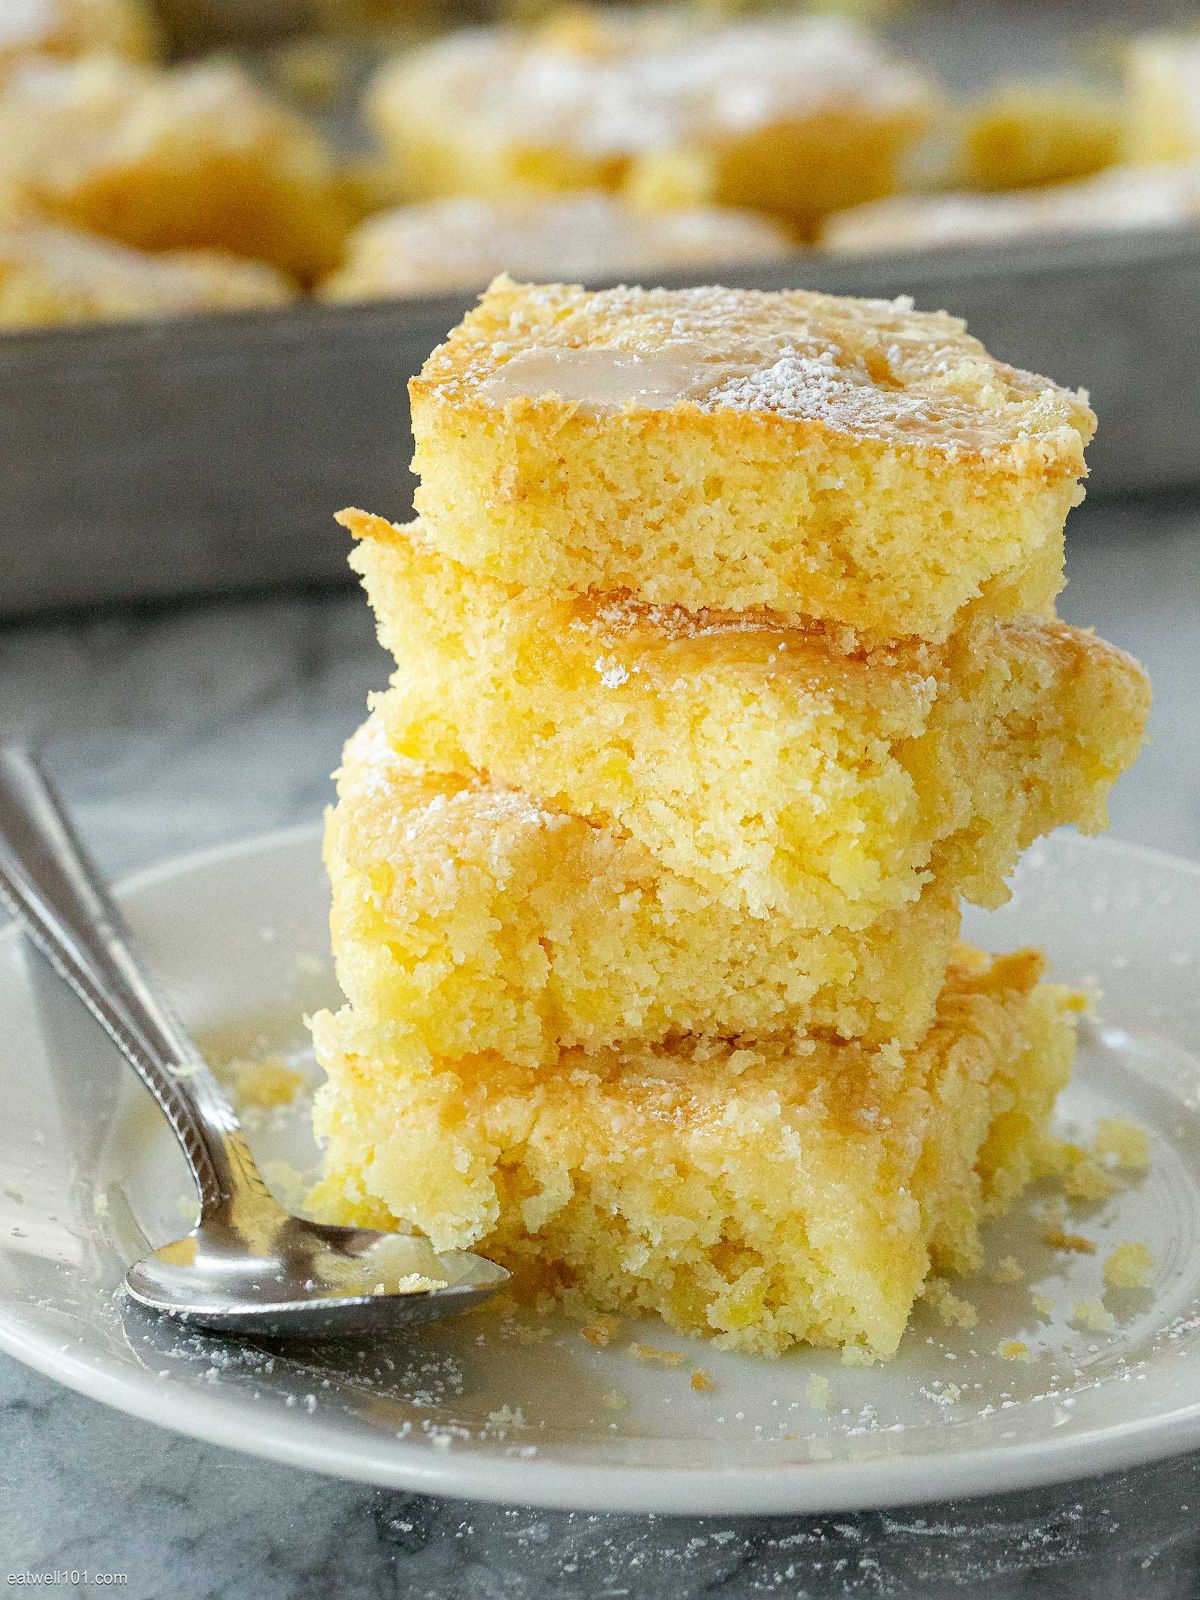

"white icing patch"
[479,343,729,411]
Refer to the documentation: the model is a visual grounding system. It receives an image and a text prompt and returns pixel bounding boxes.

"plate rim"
[1,823,1199,1516]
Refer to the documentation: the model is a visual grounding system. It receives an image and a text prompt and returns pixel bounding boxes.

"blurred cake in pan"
[959,79,1124,193]
[366,8,935,236]
[822,161,1200,255]
[321,192,793,301]
[1125,32,1200,163]
[0,202,294,328]
[0,54,357,281]
[0,0,158,78]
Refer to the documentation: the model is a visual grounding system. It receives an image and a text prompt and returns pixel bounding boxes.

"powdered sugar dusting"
[708,347,958,441]
[432,279,1092,457]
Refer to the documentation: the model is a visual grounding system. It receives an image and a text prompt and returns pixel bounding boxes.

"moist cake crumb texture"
[327,710,962,1056]
[346,507,1148,924]
[309,950,1080,1360]
[311,276,1149,1360]
[409,276,1094,642]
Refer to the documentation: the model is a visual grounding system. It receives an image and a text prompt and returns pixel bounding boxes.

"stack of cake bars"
[309,277,1150,1361]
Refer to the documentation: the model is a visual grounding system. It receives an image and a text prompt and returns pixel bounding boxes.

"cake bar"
[0,55,356,281]
[408,277,1094,641]
[321,192,792,302]
[326,712,961,1062]
[309,949,1082,1359]
[345,508,1151,924]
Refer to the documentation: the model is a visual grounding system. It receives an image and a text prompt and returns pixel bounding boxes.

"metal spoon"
[0,746,508,1337]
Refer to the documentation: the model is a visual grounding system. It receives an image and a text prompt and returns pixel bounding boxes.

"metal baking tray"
[4,224,1198,616]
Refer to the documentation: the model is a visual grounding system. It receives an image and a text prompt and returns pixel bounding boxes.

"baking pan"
[3,223,1198,616]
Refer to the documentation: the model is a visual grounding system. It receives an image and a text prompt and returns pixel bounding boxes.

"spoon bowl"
[125,1212,510,1336]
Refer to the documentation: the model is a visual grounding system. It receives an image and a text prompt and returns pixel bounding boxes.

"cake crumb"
[1103,1242,1154,1289]
[805,1373,830,1410]
[1062,1155,1118,1204]
[1031,1291,1055,1317]
[516,1322,552,1345]
[602,1389,628,1410]
[485,1404,526,1436]
[924,1278,978,1329]
[224,1055,304,1109]
[1044,1228,1096,1254]
[997,1339,1030,1361]
[1093,1117,1150,1171]
[690,1367,714,1392]
[262,1158,310,1212]
[628,1341,685,1367]
[990,1255,1025,1284]
[1071,1299,1116,1332]
[582,1315,620,1348]
[841,1346,878,1367]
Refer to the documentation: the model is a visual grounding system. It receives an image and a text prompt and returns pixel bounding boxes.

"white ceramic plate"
[1,827,1198,1516]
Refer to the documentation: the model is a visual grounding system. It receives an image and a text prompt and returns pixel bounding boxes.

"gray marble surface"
[1,490,1198,1600]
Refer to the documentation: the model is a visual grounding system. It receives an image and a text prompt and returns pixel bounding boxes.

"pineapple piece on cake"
[408,277,1095,642]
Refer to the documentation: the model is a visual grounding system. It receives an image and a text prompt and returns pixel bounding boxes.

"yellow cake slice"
[326,712,960,1063]
[408,277,1094,642]
[366,9,934,235]
[309,948,1082,1359]
[0,55,357,281]
[345,508,1150,924]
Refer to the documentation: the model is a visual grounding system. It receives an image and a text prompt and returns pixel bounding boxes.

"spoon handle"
[0,745,277,1224]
